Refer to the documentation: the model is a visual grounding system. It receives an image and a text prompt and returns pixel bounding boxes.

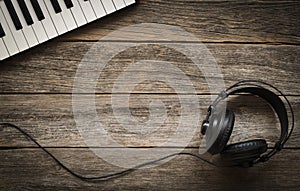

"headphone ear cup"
[208,109,235,155]
[220,139,268,163]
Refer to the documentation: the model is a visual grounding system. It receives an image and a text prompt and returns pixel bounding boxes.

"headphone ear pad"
[220,139,268,163]
[208,109,235,155]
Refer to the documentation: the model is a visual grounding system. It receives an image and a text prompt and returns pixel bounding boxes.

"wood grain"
[61,0,300,44]
[0,148,299,191]
[0,0,299,190]
[0,95,298,148]
[0,43,299,94]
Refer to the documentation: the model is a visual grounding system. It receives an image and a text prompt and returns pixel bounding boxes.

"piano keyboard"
[0,0,135,61]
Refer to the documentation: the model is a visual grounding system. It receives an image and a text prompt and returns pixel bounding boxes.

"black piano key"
[0,23,5,38]
[17,0,34,26]
[30,0,45,21]
[4,0,23,30]
[50,0,62,13]
[64,0,74,9]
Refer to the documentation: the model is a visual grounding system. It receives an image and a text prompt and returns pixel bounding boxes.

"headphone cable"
[0,122,239,181]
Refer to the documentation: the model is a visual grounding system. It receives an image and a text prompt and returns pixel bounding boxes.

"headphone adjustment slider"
[219,90,227,99]
[201,120,209,135]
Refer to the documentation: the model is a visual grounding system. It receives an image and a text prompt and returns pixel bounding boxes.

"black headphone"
[201,80,294,167]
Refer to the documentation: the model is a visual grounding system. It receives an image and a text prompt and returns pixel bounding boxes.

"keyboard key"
[17,0,34,26]
[24,0,48,43]
[89,0,106,18]
[0,7,19,55]
[37,0,58,39]
[0,22,5,37]
[64,0,74,9]
[50,0,62,13]
[0,38,9,58]
[11,0,39,47]
[124,0,135,6]
[42,0,68,35]
[77,0,97,22]
[3,0,23,30]
[102,0,116,14]
[0,1,29,51]
[30,0,45,21]
[68,0,87,27]
[57,0,77,31]
[0,38,9,60]
[112,0,126,10]
[0,0,135,61]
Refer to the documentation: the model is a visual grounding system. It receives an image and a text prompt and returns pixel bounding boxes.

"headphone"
[201,80,294,167]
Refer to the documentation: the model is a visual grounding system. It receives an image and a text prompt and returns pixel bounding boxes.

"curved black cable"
[0,122,238,181]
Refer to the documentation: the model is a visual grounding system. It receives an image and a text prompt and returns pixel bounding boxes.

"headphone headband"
[229,87,288,142]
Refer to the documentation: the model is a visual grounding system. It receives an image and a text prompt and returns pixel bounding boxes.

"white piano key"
[89,0,106,18]
[0,9,19,56]
[101,0,116,14]
[0,0,135,61]
[69,0,87,27]
[24,0,48,43]
[0,39,9,60]
[37,0,58,39]
[0,1,29,52]
[11,0,39,48]
[123,0,135,6]
[57,0,77,31]
[112,0,126,10]
[42,0,68,35]
[77,0,97,23]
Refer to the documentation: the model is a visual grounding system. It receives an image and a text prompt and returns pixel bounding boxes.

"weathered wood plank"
[0,43,299,94]
[0,95,298,148]
[60,0,300,44]
[0,148,299,191]
[0,0,298,190]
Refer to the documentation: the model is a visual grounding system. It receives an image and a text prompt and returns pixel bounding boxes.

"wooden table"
[0,1,299,190]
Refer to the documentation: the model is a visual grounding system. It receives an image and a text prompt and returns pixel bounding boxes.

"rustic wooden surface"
[0,0,299,190]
